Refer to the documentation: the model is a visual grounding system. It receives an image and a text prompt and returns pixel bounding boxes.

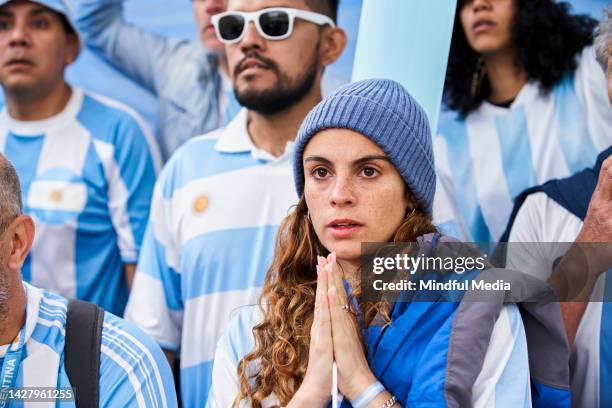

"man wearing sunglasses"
[0,153,178,407]
[75,0,347,162]
[123,0,347,406]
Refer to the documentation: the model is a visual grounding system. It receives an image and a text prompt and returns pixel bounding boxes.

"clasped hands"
[288,252,378,407]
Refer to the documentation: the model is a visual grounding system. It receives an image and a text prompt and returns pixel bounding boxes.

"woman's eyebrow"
[351,155,391,166]
[304,156,333,166]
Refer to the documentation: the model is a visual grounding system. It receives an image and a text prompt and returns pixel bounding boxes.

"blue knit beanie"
[294,79,436,215]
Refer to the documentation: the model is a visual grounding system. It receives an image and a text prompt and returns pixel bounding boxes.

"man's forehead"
[228,0,310,12]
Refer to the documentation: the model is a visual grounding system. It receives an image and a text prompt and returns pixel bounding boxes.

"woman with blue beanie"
[206,79,568,407]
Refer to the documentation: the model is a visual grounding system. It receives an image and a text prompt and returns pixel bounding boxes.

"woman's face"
[303,129,410,268]
[460,0,516,56]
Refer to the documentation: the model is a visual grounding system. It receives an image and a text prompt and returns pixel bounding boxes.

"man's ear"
[319,27,348,67]
[65,33,79,65]
[7,215,34,270]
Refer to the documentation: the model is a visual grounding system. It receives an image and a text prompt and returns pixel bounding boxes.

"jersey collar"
[0,87,84,136]
[0,283,40,358]
[214,108,295,162]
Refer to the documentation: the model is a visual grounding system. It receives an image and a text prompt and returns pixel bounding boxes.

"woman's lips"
[472,20,495,34]
[327,219,363,238]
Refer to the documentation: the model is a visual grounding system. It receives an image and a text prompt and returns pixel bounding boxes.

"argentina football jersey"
[434,47,612,242]
[0,87,159,316]
[124,109,298,406]
[0,283,176,407]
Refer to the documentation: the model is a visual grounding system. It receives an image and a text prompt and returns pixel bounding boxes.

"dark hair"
[444,0,597,116]
[58,13,76,36]
[0,154,22,232]
[306,0,340,23]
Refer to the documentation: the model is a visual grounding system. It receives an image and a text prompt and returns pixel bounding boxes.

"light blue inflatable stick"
[352,0,457,132]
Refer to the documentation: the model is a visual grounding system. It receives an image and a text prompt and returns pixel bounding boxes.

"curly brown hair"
[234,195,437,407]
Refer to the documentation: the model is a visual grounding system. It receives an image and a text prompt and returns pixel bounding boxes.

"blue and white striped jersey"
[124,109,298,407]
[507,192,611,407]
[0,282,177,407]
[433,47,612,242]
[207,303,531,407]
[0,88,160,317]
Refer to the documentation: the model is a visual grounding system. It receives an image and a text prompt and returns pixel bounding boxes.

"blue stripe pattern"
[495,305,531,407]
[127,121,296,406]
[6,285,177,407]
[160,138,259,199]
[554,76,599,175]
[4,133,45,212]
[0,91,156,317]
[181,225,278,300]
[496,106,537,200]
[439,118,492,242]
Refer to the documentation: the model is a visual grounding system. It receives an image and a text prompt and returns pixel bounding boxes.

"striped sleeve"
[207,307,259,408]
[124,173,184,351]
[98,313,178,408]
[86,95,159,264]
[433,129,473,241]
[472,304,532,408]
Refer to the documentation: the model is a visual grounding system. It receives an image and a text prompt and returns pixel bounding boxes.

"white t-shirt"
[507,192,608,407]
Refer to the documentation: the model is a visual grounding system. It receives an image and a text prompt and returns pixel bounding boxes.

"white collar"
[214,109,252,153]
[0,87,84,136]
[214,108,295,161]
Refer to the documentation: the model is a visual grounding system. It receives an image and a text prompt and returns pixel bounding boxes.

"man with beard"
[75,0,347,161]
[0,153,177,407]
[123,0,346,405]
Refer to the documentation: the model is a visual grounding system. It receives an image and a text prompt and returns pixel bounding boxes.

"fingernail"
[330,252,337,264]
[316,265,320,275]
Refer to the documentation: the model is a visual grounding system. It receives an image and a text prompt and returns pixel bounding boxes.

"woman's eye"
[313,167,329,179]
[361,167,378,178]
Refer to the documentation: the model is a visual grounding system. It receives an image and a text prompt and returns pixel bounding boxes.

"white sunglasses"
[211,7,336,44]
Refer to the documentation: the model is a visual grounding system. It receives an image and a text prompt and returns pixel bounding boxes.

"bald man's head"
[0,154,22,233]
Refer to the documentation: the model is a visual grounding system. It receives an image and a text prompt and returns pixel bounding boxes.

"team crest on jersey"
[193,195,209,214]
[50,190,63,203]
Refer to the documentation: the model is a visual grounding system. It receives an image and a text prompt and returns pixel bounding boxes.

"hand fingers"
[316,256,329,299]
[312,272,332,340]
[595,157,612,202]
[326,253,349,307]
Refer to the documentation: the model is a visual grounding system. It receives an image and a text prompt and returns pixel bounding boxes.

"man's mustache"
[233,52,278,77]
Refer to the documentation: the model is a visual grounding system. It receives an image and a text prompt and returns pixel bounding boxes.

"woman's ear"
[404,190,417,214]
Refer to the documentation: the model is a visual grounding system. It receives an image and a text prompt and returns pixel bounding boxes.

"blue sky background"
[43,0,612,129]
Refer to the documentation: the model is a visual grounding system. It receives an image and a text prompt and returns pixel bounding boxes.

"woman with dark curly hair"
[434,0,612,243]
[206,79,570,408]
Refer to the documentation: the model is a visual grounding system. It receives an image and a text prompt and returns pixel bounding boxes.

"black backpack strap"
[65,300,104,408]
